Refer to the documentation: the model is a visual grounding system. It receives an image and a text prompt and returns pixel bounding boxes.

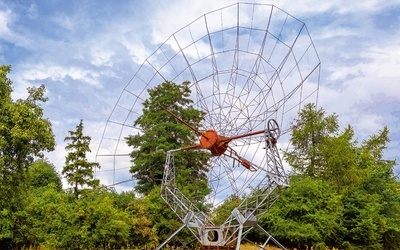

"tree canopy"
[63,119,100,198]
[126,80,210,199]
[259,103,400,249]
[0,65,55,174]
[0,65,55,249]
[28,159,63,191]
[0,65,399,249]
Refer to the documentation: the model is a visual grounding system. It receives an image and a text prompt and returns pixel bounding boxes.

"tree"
[63,119,100,198]
[0,65,55,179]
[23,184,73,249]
[0,66,55,173]
[141,186,193,248]
[69,189,133,249]
[27,159,62,191]
[279,103,400,249]
[260,176,344,249]
[126,81,210,197]
[339,127,400,249]
[23,185,159,249]
[319,126,363,189]
[284,103,339,177]
[19,160,64,249]
[0,65,55,248]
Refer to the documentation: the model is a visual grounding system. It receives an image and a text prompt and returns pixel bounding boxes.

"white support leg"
[235,224,244,250]
[156,212,194,250]
[256,224,287,250]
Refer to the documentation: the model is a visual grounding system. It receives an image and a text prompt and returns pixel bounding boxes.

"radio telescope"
[96,3,320,249]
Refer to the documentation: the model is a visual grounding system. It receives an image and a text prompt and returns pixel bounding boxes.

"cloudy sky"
[1,0,399,190]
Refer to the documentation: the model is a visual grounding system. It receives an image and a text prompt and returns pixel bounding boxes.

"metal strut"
[157,119,289,249]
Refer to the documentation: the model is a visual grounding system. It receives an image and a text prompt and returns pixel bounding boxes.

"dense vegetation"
[126,80,210,201]
[0,65,399,249]
[258,104,400,249]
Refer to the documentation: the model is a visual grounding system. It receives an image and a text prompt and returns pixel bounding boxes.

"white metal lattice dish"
[96,3,320,249]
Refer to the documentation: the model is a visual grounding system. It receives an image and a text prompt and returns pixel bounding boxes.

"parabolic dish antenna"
[96,2,320,249]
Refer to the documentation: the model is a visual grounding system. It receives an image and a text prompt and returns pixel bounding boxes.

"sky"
[1,0,399,191]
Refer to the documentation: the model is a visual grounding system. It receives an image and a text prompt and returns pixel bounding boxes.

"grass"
[240,243,283,250]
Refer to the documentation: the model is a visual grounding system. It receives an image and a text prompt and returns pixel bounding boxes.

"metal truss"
[95,3,320,249]
[158,124,289,249]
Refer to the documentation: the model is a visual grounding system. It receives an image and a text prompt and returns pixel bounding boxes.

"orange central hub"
[200,130,229,156]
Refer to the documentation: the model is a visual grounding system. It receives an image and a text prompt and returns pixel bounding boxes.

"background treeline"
[258,104,400,249]
[1,65,399,249]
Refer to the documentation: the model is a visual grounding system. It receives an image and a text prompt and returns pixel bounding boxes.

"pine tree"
[270,104,400,249]
[62,120,100,198]
[126,81,210,198]
[284,103,339,177]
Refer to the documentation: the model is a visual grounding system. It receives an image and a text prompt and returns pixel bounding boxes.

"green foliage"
[27,159,62,191]
[0,65,55,175]
[23,184,74,249]
[70,190,131,249]
[270,103,400,249]
[127,81,210,198]
[142,186,196,248]
[63,119,100,198]
[284,103,339,177]
[211,195,242,225]
[339,127,400,249]
[22,187,158,249]
[115,191,159,248]
[0,209,13,246]
[341,189,385,249]
[126,81,212,247]
[0,65,13,100]
[1,63,399,249]
[261,176,344,249]
[174,150,211,210]
[0,65,55,248]
[319,126,362,189]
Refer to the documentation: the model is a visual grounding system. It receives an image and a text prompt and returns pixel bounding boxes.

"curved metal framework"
[159,119,288,249]
[95,2,321,249]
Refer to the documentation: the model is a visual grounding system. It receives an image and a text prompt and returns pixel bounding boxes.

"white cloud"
[367,45,400,78]
[90,47,114,67]
[0,9,13,36]
[120,38,151,65]
[0,8,29,46]
[317,39,400,141]
[27,3,38,18]
[53,15,78,32]
[21,65,101,86]
[3,0,400,189]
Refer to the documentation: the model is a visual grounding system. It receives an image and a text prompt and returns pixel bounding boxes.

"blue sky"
[1,0,399,190]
